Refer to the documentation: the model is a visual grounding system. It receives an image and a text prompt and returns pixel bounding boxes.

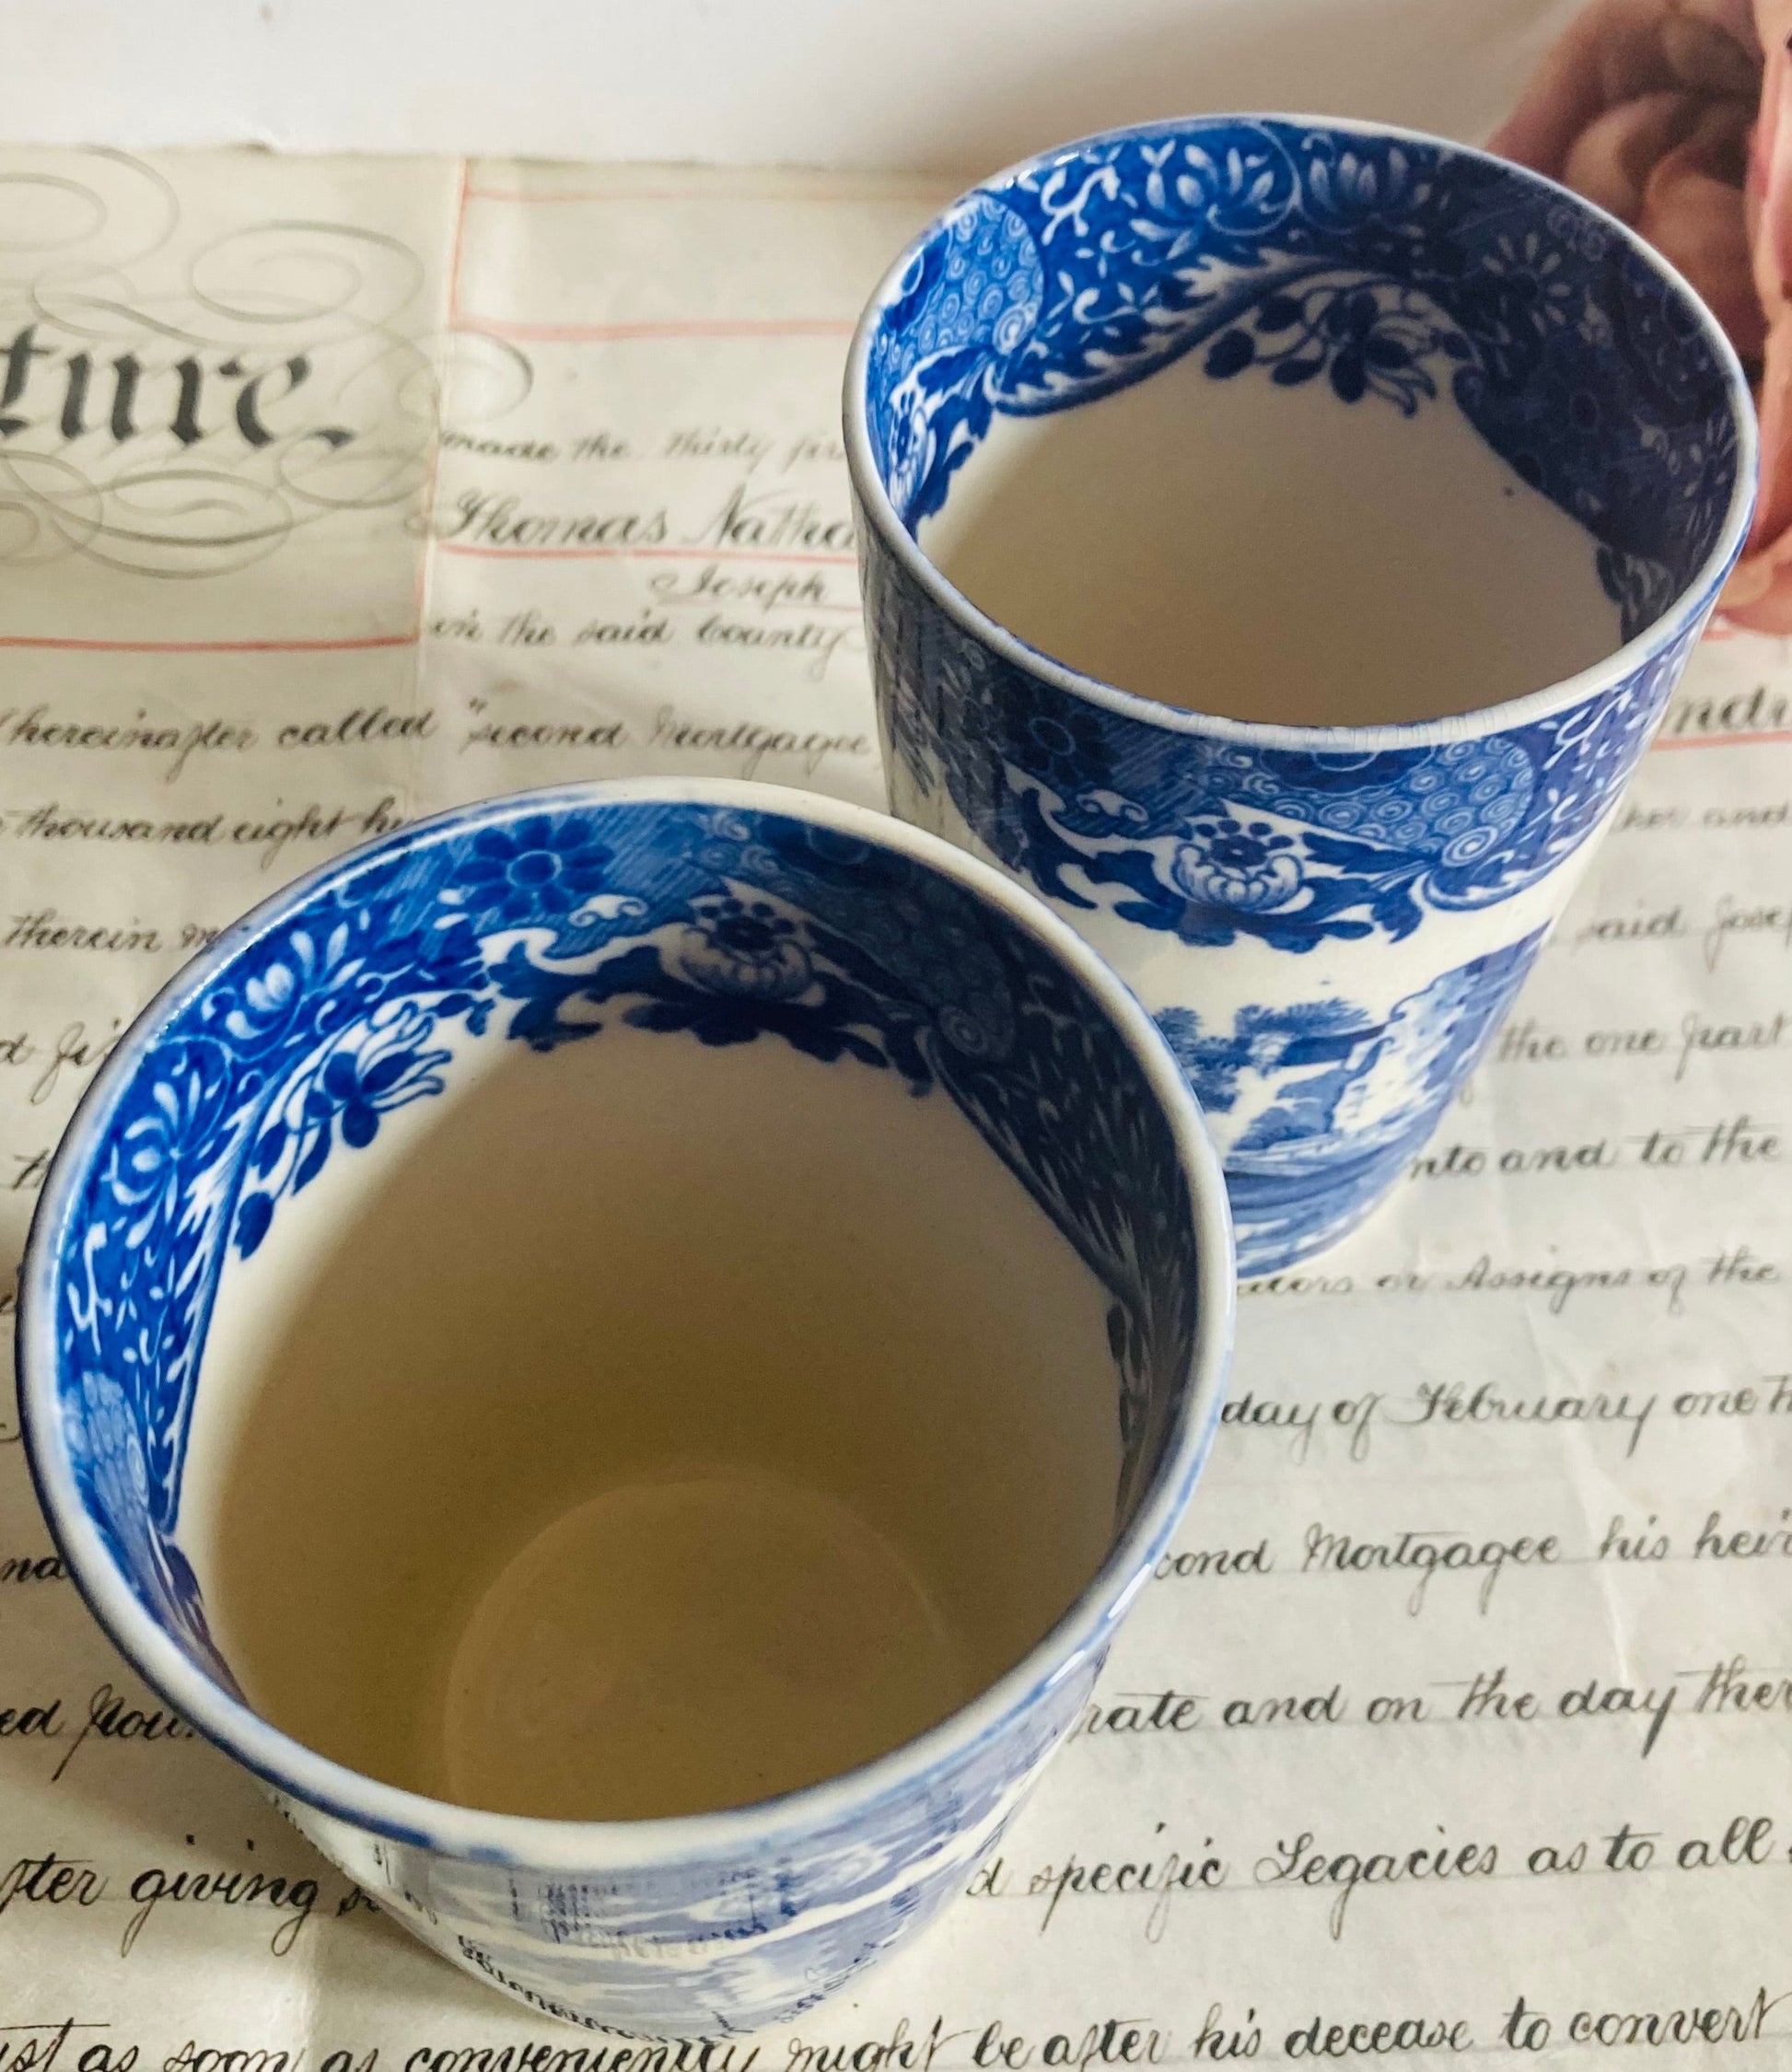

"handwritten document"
[3,143,1792,2067]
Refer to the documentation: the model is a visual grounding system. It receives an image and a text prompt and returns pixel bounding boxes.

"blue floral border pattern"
[866,120,1738,637]
[857,118,1737,956]
[54,800,1200,1664]
[867,530,1699,952]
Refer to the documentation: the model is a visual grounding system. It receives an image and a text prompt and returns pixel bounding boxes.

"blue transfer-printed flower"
[1481,232,1573,335]
[234,1005,452,1258]
[102,1041,232,1251]
[307,1014,448,1155]
[452,816,612,933]
[1302,142,1413,220]
[1170,816,1302,911]
[935,998,1013,1059]
[1317,286,1429,406]
[1016,704,1112,791]
[1458,244,1576,369]
[947,669,1010,767]
[855,883,1017,1061]
[673,896,814,1000]
[222,916,371,1048]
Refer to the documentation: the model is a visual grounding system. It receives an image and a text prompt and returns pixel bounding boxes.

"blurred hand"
[1492,0,1792,632]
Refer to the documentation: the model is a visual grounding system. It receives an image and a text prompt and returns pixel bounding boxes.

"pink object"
[1491,0,1792,630]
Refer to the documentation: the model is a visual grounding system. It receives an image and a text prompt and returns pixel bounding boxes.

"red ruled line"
[0,632,416,655]
[448,158,471,319]
[436,542,855,565]
[456,315,855,343]
[1655,728,1792,751]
